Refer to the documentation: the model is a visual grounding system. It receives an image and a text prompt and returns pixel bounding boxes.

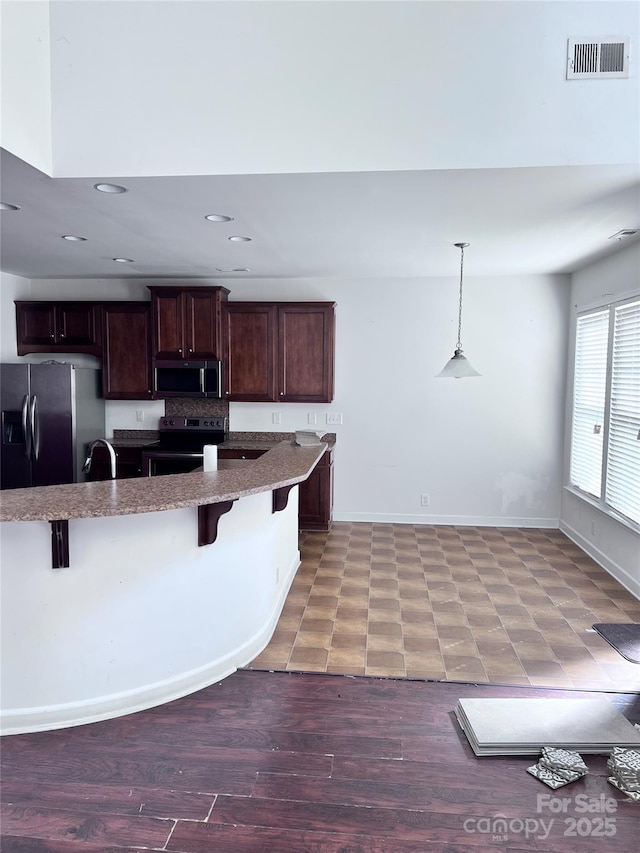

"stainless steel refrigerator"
[0,363,105,490]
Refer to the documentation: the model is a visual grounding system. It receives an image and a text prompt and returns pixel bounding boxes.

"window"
[569,296,640,527]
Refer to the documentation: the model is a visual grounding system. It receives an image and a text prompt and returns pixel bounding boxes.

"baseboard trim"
[559,521,640,601]
[333,512,560,528]
[0,552,301,736]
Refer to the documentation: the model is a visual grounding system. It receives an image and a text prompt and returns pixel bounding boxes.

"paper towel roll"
[203,444,218,472]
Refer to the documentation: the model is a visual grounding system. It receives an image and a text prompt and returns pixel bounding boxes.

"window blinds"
[570,297,640,527]
[570,309,608,499]
[605,300,640,524]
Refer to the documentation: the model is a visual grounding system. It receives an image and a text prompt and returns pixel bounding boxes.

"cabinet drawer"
[217,448,268,460]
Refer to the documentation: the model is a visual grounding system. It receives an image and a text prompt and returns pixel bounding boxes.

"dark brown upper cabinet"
[223,301,335,403]
[148,286,229,360]
[15,301,102,357]
[223,303,278,401]
[278,303,335,403]
[102,302,153,399]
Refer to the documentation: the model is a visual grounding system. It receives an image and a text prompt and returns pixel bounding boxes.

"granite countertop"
[0,441,327,523]
[110,431,336,452]
[221,432,336,452]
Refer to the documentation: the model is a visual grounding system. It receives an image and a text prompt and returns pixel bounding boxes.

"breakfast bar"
[0,441,326,735]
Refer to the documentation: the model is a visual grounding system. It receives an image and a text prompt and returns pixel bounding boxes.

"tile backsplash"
[165,399,230,418]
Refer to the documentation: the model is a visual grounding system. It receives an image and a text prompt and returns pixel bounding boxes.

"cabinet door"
[223,303,277,401]
[57,303,101,348]
[15,302,101,356]
[278,304,335,402]
[185,291,222,358]
[299,451,333,530]
[16,303,57,350]
[217,448,267,460]
[151,290,184,358]
[102,303,153,399]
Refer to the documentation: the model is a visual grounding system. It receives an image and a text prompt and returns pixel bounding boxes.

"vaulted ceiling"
[1,1,638,280]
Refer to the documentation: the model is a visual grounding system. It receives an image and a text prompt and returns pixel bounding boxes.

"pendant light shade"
[436,348,481,378]
[436,242,480,379]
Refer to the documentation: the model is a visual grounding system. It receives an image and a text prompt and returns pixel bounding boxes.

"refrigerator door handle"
[21,394,32,459]
[30,395,40,461]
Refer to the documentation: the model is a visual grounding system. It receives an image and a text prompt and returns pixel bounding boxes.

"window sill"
[564,486,640,535]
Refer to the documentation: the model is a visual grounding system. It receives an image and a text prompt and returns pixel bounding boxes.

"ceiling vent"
[567,37,630,79]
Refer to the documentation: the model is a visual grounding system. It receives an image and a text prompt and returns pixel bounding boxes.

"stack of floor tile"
[455,697,640,756]
[527,747,588,788]
[608,748,640,801]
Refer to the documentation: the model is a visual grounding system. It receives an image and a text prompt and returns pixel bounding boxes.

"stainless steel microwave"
[153,360,223,398]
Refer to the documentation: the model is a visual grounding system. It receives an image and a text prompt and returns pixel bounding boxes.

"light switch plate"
[326,413,343,425]
[272,413,281,425]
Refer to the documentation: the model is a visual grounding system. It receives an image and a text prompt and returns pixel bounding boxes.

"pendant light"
[436,242,481,378]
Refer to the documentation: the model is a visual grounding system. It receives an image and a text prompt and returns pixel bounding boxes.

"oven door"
[141,450,203,477]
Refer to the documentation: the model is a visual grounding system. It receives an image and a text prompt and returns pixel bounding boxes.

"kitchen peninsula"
[0,441,326,735]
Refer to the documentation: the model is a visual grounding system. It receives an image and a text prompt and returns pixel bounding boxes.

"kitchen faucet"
[83,439,117,480]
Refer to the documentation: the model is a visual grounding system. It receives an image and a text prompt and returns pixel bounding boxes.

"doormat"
[593,623,640,664]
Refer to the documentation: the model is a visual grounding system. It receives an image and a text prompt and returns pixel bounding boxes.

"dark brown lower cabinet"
[218,446,334,530]
[217,449,267,461]
[298,449,334,531]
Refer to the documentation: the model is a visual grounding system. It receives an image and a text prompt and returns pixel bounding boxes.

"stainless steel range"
[141,416,228,477]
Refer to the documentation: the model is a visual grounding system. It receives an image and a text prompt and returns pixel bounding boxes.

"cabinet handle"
[178,348,182,354]
[59,333,65,338]
[50,334,55,339]
[279,392,284,396]
[188,348,193,354]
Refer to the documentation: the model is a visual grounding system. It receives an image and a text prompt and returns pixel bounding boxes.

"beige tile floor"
[247,522,640,691]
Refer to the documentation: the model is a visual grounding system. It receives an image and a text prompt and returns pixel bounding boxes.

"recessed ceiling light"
[216,267,251,273]
[61,235,87,242]
[113,257,134,263]
[94,183,128,194]
[228,235,252,242]
[0,202,20,211]
[205,214,234,222]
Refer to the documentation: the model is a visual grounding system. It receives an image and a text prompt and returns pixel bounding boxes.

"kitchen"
[3,286,337,530]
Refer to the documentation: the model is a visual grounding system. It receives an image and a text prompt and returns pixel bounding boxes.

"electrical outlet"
[308,412,317,425]
[326,413,343,425]
[272,412,282,425]
[420,493,430,507]
[135,410,144,423]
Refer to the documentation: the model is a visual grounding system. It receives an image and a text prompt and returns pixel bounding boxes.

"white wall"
[11,271,571,526]
[40,1,639,178]
[0,0,52,174]
[0,271,31,361]
[560,242,640,597]
[228,274,570,527]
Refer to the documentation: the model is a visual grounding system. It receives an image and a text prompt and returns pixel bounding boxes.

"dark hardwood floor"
[1,670,639,852]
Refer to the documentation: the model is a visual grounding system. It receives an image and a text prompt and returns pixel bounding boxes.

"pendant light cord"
[456,244,465,351]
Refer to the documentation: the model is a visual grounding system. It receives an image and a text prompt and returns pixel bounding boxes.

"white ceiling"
[1,149,638,281]
[1,3,639,282]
